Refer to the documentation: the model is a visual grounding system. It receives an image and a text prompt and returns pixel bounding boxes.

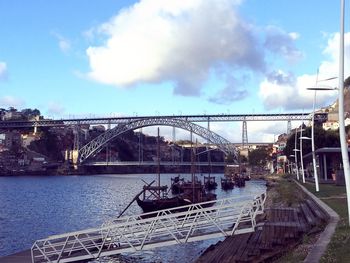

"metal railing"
[31,192,266,263]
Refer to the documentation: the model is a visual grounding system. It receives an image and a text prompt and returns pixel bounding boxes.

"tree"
[248,147,271,166]
[21,108,41,119]
[284,126,341,161]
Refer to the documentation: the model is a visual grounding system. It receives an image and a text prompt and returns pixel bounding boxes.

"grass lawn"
[302,181,350,263]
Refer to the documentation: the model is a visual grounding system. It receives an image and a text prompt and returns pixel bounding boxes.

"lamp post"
[307,83,337,192]
[338,0,350,226]
[299,126,306,183]
[289,154,295,174]
[294,130,300,180]
[307,68,337,192]
[293,148,300,180]
[300,136,312,183]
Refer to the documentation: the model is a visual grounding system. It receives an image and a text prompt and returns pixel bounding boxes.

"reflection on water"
[0,173,265,262]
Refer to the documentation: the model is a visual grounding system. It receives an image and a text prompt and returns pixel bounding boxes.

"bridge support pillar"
[71,150,79,169]
[242,120,248,148]
[287,119,292,134]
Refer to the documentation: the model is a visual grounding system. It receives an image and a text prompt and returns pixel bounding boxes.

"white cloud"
[51,32,71,54]
[86,0,266,97]
[0,96,25,108]
[0,62,8,81]
[258,32,350,111]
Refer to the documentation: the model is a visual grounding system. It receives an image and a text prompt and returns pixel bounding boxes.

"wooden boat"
[135,129,216,215]
[171,175,185,194]
[234,174,246,187]
[136,186,191,213]
[221,177,234,190]
[224,164,247,188]
[204,175,218,190]
[136,178,216,214]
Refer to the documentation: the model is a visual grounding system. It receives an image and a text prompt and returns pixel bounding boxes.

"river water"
[0,173,266,262]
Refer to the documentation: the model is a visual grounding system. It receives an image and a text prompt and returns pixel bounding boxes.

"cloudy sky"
[0,0,348,142]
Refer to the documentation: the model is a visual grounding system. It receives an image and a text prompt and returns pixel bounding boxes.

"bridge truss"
[0,113,315,129]
[78,118,238,163]
[31,192,266,263]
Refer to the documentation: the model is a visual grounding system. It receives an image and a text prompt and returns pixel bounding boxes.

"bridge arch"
[78,118,238,163]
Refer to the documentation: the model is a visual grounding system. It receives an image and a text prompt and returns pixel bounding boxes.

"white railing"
[31,191,266,263]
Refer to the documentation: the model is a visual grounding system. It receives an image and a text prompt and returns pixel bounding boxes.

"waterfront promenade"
[195,175,339,262]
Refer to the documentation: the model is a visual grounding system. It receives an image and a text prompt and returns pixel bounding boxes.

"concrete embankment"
[195,177,336,263]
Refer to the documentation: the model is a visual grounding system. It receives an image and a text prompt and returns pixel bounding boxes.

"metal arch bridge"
[31,191,266,263]
[78,118,238,164]
[0,112,318,129]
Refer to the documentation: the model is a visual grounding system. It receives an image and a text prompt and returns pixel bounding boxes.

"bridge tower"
[242,119,248,148]
[72,124,80,166]
[207,116,212,166]
[172,126,176,163]
[106,121,111,164]
[138,128,144,163]
[287,119,292,134]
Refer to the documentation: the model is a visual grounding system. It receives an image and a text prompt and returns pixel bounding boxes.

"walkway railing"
[31,192,266,263]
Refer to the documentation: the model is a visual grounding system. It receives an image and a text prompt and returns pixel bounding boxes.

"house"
[303,147,350,185]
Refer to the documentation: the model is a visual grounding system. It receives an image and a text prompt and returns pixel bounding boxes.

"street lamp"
[289,155,295,174]
[299,126,306,183]
[307,84,337,192]
[338,0,350,226]
[300,136,312,183]
[294,130,300,180]
[293,148,300,180]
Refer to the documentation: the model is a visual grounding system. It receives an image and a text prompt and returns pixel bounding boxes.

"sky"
[0,0,349,143]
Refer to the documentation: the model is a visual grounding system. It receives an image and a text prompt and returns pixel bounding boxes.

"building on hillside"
[3,111,23,120]
[322,117,350,131]
[322,121,339,131]
[21,133,39,148]
[4,131,21,148]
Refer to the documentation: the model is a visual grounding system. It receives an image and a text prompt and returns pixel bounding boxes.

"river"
[0,173,266,262]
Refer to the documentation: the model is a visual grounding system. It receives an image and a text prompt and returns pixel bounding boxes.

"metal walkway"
[31,192,266,263]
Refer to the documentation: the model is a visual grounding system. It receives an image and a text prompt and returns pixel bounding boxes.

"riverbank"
[195,174,332,262]
[0,164,225,176]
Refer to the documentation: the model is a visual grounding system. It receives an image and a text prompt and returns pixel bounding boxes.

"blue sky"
[0,0,348,142]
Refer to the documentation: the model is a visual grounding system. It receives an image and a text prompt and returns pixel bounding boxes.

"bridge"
[0,112,328,165]
[0,113,315,129]
[31,191,266,263]
[78,118,238,164]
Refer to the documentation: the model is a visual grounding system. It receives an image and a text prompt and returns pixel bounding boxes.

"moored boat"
[171,175,185,194]
[204,175,218,190]
[221,177,234,190]
[135,129,216,215]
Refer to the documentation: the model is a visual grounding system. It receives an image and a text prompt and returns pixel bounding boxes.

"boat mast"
[157,127,160,199]
[190,129,195,202]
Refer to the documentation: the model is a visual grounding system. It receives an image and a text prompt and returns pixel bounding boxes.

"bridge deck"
[31,192,266,263]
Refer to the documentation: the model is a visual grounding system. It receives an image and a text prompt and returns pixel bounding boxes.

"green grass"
[273,177,306,206]
[303,182,347,198]
[301,181,350,263]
